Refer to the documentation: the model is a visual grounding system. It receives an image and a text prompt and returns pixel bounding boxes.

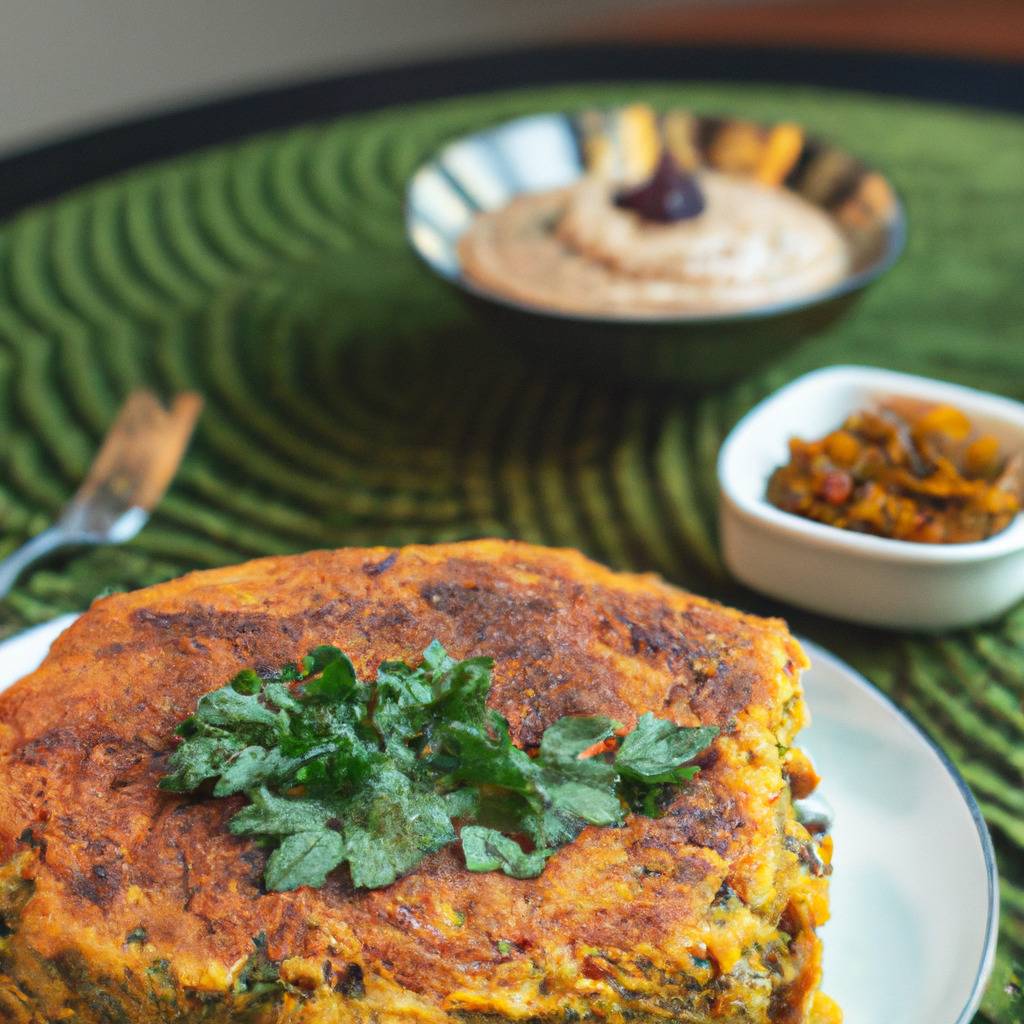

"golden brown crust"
[0,540,830,1023]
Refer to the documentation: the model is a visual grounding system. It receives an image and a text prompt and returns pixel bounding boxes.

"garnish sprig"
[160,642,717,891]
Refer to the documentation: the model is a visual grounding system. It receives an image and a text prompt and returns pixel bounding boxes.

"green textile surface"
[0,82,1022,1019]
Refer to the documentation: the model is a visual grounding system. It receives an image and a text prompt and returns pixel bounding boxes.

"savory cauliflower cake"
[0,540,838,1023]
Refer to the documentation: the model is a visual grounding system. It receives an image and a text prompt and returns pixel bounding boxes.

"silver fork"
[0,391,203,599]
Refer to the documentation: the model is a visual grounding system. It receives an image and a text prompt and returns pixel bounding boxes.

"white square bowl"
[718,365,1024,631]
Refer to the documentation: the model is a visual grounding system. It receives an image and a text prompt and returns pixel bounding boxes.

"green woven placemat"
[1,82,1022,1020]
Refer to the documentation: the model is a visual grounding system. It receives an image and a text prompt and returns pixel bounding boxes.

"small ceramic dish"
[0,620,998,1023]
[406,107,906,387]
[718,365,1024,630]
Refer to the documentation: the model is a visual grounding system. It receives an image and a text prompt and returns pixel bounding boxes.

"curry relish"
[767,399,1022,543]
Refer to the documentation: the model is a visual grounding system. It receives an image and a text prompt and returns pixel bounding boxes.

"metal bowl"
[405,107,906,388]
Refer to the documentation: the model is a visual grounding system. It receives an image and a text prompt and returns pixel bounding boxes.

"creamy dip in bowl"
[406,105,905,386]
[459,170,850,317]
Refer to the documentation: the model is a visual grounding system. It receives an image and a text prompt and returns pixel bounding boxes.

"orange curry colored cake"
[0,541,839,1023]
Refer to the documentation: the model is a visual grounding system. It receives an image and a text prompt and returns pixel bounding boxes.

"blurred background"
[3,0,1020,156]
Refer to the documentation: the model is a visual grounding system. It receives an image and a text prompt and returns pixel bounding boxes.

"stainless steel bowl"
[405,107,906,388]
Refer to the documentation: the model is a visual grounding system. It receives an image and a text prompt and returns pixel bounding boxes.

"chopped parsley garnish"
[160,641,717,892]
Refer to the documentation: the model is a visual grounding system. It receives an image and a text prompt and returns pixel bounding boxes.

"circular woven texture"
[0,82,1022,1020]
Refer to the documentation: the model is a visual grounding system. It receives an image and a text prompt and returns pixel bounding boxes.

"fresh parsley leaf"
[428,656,493,727]
[263,682,302,713]
[421,639,454,674]
[302,645,344,676]
[461,825,551,879]
[264,830,346,891]
[194,684,281,730]
[538,716,619,760]
[342,769,455,889]
[211,745,300,797]
[444,787,480,820]
[160,642,717,892]
[541,779,623,827]
[528,805,588,848]
[615,713,719,784]
[160,734,244,792]
[439,719,538,798]
[231,669,263,695]
[229,786,339,836]
[303,653,358,702]
[373,660,435,739]
[528,714,623,837]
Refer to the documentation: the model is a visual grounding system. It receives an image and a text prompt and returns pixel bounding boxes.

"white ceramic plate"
[0,619,998,1023]
[800,642,997,1024]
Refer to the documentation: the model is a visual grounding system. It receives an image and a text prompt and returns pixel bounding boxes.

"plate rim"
[801,637,1000,1024]
[0,619,1001,1022]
